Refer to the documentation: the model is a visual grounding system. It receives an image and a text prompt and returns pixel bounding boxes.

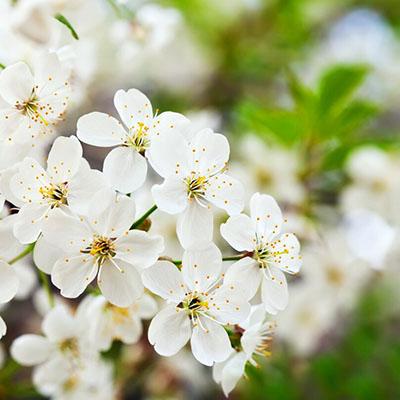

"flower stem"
[170,253,249,266]
[130,205,158,230]
[222,254,248,262]
[38,270,55,308]
[8,243,35,265]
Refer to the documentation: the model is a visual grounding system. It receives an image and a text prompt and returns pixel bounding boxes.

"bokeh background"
[1,0,400,399]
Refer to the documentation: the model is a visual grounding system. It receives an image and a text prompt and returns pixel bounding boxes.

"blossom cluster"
[0,35,302,397]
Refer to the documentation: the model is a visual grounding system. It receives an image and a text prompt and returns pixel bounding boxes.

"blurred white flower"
[344,209,396,270]
[301,229,372,311]
[231,135,305,207]
[221,193,302,314]
[81,292,157,351]
[276,284,336,356]
[341,146,400,225]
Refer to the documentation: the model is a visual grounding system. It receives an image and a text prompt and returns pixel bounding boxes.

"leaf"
[336,100,379,135]
[0,63,5,70]
[54,14,79,40]
[318,64,369,115]
[237,100,307,145]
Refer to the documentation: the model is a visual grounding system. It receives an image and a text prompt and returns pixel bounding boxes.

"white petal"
[136,293,158,319]
[114,88,153,129]
[223,257,261,300]
[77,112,126,146]
[148,305,191,356]
[270,233,302,274]
[220,214,255,252]
[205,173,244,215]
[182,243,222,292]
[115,230,164,269]
[87,191,136,236]
[67,161,109,215]
[0,260,18,303]
[103,146,147,193]
[46,136,82,182]
[0,62,33,105]
[33,356,71,396]
[13,261,37,300]
[13,204,49,244]
[147,130,190,178]
[189,129,230,176]
[98,259,143,307]
[11,334,52,366]
[250,193,283,241]
[142,261,186,303]
[51,255,98,298]
[190,317,232,366]
[33,236,60,274]
[177,201,213,249]
[10,157,49,205]
[114,314,142,345]
[0,316,5,338]
[42,305,77,342]
[261,267,288,312]
[221,352,247,396]
[42,209,92,253]
[151,178,188,214]
[33,52,70,99]
[151,111,190,138]
[209,285,251,325]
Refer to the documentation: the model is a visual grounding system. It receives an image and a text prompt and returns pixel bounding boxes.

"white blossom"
[213,305,275,396]
[77,88,189,193]
[142,243,250,366]
[0,52,70,145]
[42,190,164,306]
[221,193,302,314]
[150,127,244,249]
[9,135,107,243]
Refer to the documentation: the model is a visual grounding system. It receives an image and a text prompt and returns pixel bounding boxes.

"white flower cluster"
[0,50,302,396]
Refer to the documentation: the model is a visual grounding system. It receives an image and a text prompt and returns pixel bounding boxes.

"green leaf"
[0,63,5,70]
[286,68,315,111]
[336,100,379,135]
[318,64,369,115]
[54,14,79,40]
[237,100,306,145]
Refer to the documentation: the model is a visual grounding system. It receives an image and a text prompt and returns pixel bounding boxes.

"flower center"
[81,235,116,266]
[185,175,208,200]
[325,266,344,286]
[15,91,49,126]
[105,303,130,323]
[178,293,209,319]
[253,242,288,269]
[59,337,79,357]
[124,122,150,153]
[39,182,68,208]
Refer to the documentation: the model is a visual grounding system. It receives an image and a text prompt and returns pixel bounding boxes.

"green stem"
[130,205,157,230]
[171,253,249,266]
[38,270,55,308]
[222,254,248,262]
[8,243,35,265]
